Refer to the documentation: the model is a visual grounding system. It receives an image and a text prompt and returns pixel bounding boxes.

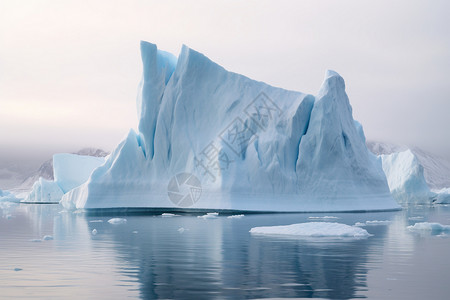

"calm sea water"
[1,202,450,299]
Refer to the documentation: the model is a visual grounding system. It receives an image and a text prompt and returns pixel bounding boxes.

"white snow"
[407,222,450,233]
[197,212,219,219]
[92,229,98,235]
[61,41,398,212]
[107,218,127,224]
[380,150,436,204]
[227,214,245,219]
[250,222,371,237]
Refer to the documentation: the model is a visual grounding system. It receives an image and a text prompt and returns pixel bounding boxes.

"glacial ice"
[61,41,399,212]
[380,150,443,204]
[25,178,64,203]
[249,222,371,238]
[24,153,106,202]
[0,189,20,202]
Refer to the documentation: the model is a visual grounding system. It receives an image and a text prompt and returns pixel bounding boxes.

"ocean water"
[1,202,450,299]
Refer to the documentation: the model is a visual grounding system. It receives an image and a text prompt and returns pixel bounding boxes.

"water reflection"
[84,213,394,299]
[3,204,450,299]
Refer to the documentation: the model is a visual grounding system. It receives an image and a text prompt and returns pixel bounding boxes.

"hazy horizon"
[1,0,450,171]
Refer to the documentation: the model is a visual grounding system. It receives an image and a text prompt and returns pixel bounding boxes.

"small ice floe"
[365,220,392,226]
[29,239,42,242]
[42,235,53,241]
[308,216,339,220]
[250,222,371,238]
[408,216,424,220]
[197,212,219,219]
[107,218,127,225]
[92,229,98,235]
[227,214,245,219]
[89,220,104,223]
[132,231,138,234]
[14,268,22,272]
[161,213,180,217]
[407,222,450,234]
[178,227,189,233]
[355,220,392,226]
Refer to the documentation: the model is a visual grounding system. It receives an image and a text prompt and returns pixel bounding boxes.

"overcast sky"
[1,0,449,169]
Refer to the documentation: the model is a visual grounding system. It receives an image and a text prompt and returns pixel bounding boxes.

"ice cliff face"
[61,41,398,212]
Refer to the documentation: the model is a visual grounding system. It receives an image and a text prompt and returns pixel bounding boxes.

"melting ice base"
[62,41,399,212]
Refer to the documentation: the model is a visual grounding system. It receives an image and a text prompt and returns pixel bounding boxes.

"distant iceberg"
[25,154,106,203]
[61,41,399,212]
[0,189,20,203]
[380,150,436,204]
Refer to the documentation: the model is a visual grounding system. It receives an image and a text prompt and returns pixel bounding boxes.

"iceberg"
[0,189,20,203]
[434,188,450,204]
[61,41,399,212]
[380,150,437,204]
[25,178,64,203]
[250,222,371,238]
[24,153,106,202]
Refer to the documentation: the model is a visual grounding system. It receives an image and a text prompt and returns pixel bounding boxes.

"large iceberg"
[25,154,106,203]
[61,41,399,212]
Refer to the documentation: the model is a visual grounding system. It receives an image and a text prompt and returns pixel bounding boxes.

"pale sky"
[1,0,449,169]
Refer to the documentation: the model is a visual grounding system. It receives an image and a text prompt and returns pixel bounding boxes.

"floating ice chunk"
[227,214,245,219]
[29,239,42,242]
[92,229,98,235]
[161,213,179,217]
[177,227,188,233]
[24,177,63,203]
[354,222,366,227]
[108,218,127,224]
[14,268,22,272]
[308,216,339,220]
[89,220,103,223]
[365,220,392,226]
[197,212,219,219]
[132,231,138,234]
[407,222,450,234]
[42,235,53,241]
[408,216,424,220]
[250,222,371,237]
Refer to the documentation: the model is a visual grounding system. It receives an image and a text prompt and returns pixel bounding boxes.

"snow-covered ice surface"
[61,41,398,212]
[380,150,436,205]
[250,222,371,238]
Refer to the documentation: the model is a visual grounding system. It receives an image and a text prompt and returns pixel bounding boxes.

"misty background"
[1,0,449,176]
